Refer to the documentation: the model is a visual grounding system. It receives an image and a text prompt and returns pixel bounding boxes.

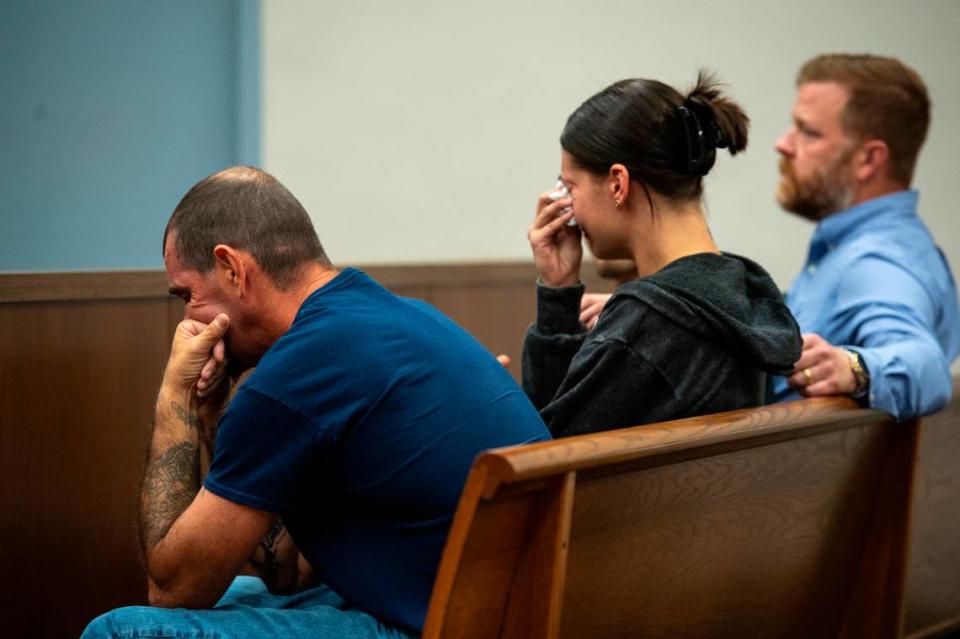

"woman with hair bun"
[523,72,802,438]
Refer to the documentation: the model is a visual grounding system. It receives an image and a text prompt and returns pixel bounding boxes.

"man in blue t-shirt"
[82,167,550,639]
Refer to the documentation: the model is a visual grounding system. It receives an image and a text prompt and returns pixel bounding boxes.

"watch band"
[840,348,870,399]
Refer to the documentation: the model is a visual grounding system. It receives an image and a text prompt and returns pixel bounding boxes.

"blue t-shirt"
[205,268,549,632]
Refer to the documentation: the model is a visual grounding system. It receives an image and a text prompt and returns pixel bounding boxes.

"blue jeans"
[80,576,417,639]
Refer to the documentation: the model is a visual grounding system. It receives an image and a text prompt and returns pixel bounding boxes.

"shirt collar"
[812,190,918,253]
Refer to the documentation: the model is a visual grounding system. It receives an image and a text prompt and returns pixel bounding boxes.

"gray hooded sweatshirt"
[522,252,802,438]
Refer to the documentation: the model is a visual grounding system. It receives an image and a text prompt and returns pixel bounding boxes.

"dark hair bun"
[684,70,749,156]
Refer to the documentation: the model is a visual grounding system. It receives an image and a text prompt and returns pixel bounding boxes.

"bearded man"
[768,53,960,419]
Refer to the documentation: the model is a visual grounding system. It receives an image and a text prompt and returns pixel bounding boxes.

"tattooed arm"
[248,519,315,594]
[139,315,276,609]
[138,395,202,553]
[192,371,314,594]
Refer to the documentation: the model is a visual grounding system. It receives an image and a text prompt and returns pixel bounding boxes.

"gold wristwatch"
[840,348,870,399]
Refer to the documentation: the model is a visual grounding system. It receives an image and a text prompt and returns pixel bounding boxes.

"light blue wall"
[0,0,260,272]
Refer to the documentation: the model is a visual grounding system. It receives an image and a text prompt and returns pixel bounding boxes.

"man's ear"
[609,163,630,208]
[854,139,890,182]
[212,245,247,294]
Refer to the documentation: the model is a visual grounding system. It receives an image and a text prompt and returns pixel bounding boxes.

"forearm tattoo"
[170,400,202,433]
[139,442,200,551]
[250,520,301,594]
[174,398,220,453]
[138,399,203,554]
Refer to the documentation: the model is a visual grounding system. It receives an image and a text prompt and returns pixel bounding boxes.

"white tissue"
[548,180,577,226]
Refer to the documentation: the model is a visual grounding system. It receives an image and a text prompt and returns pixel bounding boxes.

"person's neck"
[629,200,719,277]
[849,177,908,208]
[258,262,341,341]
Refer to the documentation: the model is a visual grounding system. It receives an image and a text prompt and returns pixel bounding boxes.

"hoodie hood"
[614,252,801,374]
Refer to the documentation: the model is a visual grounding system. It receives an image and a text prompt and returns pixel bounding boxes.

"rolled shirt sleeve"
[833,255,952,419]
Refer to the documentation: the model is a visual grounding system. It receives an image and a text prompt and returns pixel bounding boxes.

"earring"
[615,198,623,208]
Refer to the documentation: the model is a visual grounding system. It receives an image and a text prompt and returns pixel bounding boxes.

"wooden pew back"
[423,398,918,639]
[905,376,960,637]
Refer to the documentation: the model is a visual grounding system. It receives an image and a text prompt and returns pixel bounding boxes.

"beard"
[776,151,855,221]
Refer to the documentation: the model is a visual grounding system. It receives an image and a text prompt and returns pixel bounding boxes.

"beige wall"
[263,0,960,289]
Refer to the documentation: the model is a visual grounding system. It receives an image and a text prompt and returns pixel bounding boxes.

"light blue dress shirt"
[769,190,960,419]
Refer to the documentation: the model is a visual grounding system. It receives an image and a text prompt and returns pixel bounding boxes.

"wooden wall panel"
[427,283,535,379]
[0,270,169,303]
[0,297,174,637]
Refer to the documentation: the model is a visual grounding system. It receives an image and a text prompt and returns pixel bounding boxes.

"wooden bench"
[905,375,960,638]
[423,397,919,639]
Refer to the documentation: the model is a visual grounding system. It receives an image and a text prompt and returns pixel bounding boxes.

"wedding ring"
[803,368,813,385]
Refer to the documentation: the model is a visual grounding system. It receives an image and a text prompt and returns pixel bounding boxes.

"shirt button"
[807,264,817,275]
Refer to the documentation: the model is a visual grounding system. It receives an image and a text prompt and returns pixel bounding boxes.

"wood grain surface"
[478,396,861,485]
[904,377,960,637]
[426,400,916,639]
[0,297,178,637]
[562,426,883,638]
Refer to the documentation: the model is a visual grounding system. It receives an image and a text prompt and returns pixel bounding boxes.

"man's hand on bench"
[788,333,858,397]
